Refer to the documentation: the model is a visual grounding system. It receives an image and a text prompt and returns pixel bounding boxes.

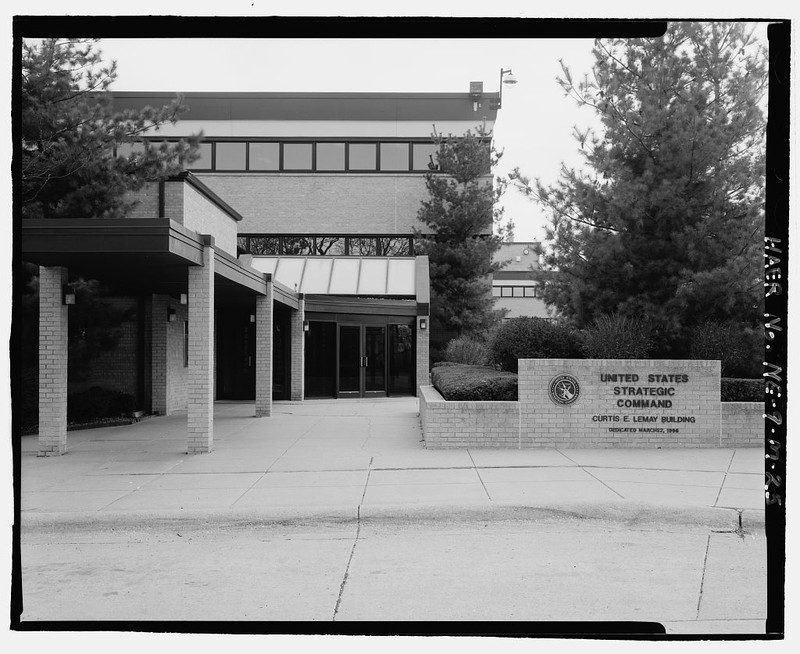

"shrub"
[431,364,518,401]
[689,320,761,378]
[442,334,488,366]
[68,386,136,424]
[581,313,654,359]
[721,378,763,402]
[488,317,583,373]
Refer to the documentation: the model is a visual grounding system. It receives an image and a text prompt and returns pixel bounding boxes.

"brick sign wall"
[518,359,722,448]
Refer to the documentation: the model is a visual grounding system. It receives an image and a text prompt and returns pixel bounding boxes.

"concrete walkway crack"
[713,450,736,507]
[332,504,361,621]
[695,534,712,619]
[557,451,626,500]
[467,450,492,501]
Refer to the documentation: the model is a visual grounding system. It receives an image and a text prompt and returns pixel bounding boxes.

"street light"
[496,68,518,109]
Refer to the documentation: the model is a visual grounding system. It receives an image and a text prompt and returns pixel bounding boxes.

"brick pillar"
[187,243,215,453]
[289,297,305,401]
[255,280,273,417]
[416,315,430,395]
[150,294,169,415]
[38,266,69,456]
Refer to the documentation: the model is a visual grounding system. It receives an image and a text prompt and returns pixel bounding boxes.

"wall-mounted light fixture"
[180,293,188,305]
[249,314,256,323]
[167,308,177,322]
[492,68,518,109]
[419,317,427,330]
[62,285,76,305]
[303,320,310,332]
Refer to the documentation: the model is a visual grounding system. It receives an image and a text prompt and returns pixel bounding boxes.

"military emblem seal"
[549,374,580,405]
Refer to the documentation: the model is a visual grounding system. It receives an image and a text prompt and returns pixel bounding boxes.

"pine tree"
[513,22,767,355]
[20,38,200,219]
[413,129,512,352]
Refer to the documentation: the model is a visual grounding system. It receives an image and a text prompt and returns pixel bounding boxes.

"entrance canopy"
[247,256,429,306]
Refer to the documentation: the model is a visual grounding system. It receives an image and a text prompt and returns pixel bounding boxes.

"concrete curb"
[20,499,764,532]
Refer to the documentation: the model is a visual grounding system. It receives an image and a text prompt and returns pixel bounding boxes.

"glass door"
[338,324,362,397]
[337,324,387,398]
[364,326,386,396]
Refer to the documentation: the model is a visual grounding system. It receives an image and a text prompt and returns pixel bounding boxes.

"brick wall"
[181,183,239,256]
[419,385,518,448]
[167,303,189,411]
[721,402,763,447]
[416,317,430,392]
[68,297,140,399]
[187,245,215,453]
[38,266,68,456]
[125,184,161,219]
[150,295,189,415]
[518,359,722,448]
[289,299,305,401]
[198,174,429,234]
[419,360,761,449]
[255,283,273,416]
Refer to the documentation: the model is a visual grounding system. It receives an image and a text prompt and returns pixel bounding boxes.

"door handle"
[364,356,368,368]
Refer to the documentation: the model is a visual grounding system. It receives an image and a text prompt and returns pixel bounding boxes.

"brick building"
[492,242,551,320]
[22,88,500,454]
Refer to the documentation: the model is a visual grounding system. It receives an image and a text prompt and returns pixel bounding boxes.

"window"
[348,238,377,256]
[316,237,346,255]
[282,237,314,255]
[283,143,313,170]
[512,287,524,297]
[349,143,377,170]
[249,236,280,255]
[215,142,247,170]
[412,143,439,170]
[239,234,415,257]
[187,143,212,170]
[524,286,537,298]
[316,142,345,171]
[380,143,410,171]
[492,287,502,297]
[249,142,280,170]
[501,287,512,297]
[183,321,189,367]
[377,237,411,256]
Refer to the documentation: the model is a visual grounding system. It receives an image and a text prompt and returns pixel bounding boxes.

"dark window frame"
[146,137,453,174]
[238,234,415,257]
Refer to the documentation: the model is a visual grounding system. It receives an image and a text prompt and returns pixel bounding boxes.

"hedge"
[431,364,518,401]
[721,378,763,402]
[488,317,583,373]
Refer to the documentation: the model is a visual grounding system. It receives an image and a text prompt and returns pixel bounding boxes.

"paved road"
[17,399,768,634]
[20,506,765,633]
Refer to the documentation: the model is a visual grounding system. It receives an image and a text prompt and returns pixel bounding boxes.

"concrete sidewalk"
[19,398,764,529]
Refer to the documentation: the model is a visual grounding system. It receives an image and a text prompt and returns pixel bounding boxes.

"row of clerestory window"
[492,285,541,298]
[116,139,442,173]
[238,234,416,257]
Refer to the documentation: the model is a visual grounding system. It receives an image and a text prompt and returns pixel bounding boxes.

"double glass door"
[338,324,386,397]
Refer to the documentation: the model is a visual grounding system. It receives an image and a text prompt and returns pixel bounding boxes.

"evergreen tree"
[414,129,512,352]
[21,38,200,219]
[18,39,202,427]
[513,23,767,354]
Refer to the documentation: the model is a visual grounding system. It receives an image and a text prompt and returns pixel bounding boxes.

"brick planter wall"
[721,402,763,447]
[419,385,518,448]
[419,360,763,449]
